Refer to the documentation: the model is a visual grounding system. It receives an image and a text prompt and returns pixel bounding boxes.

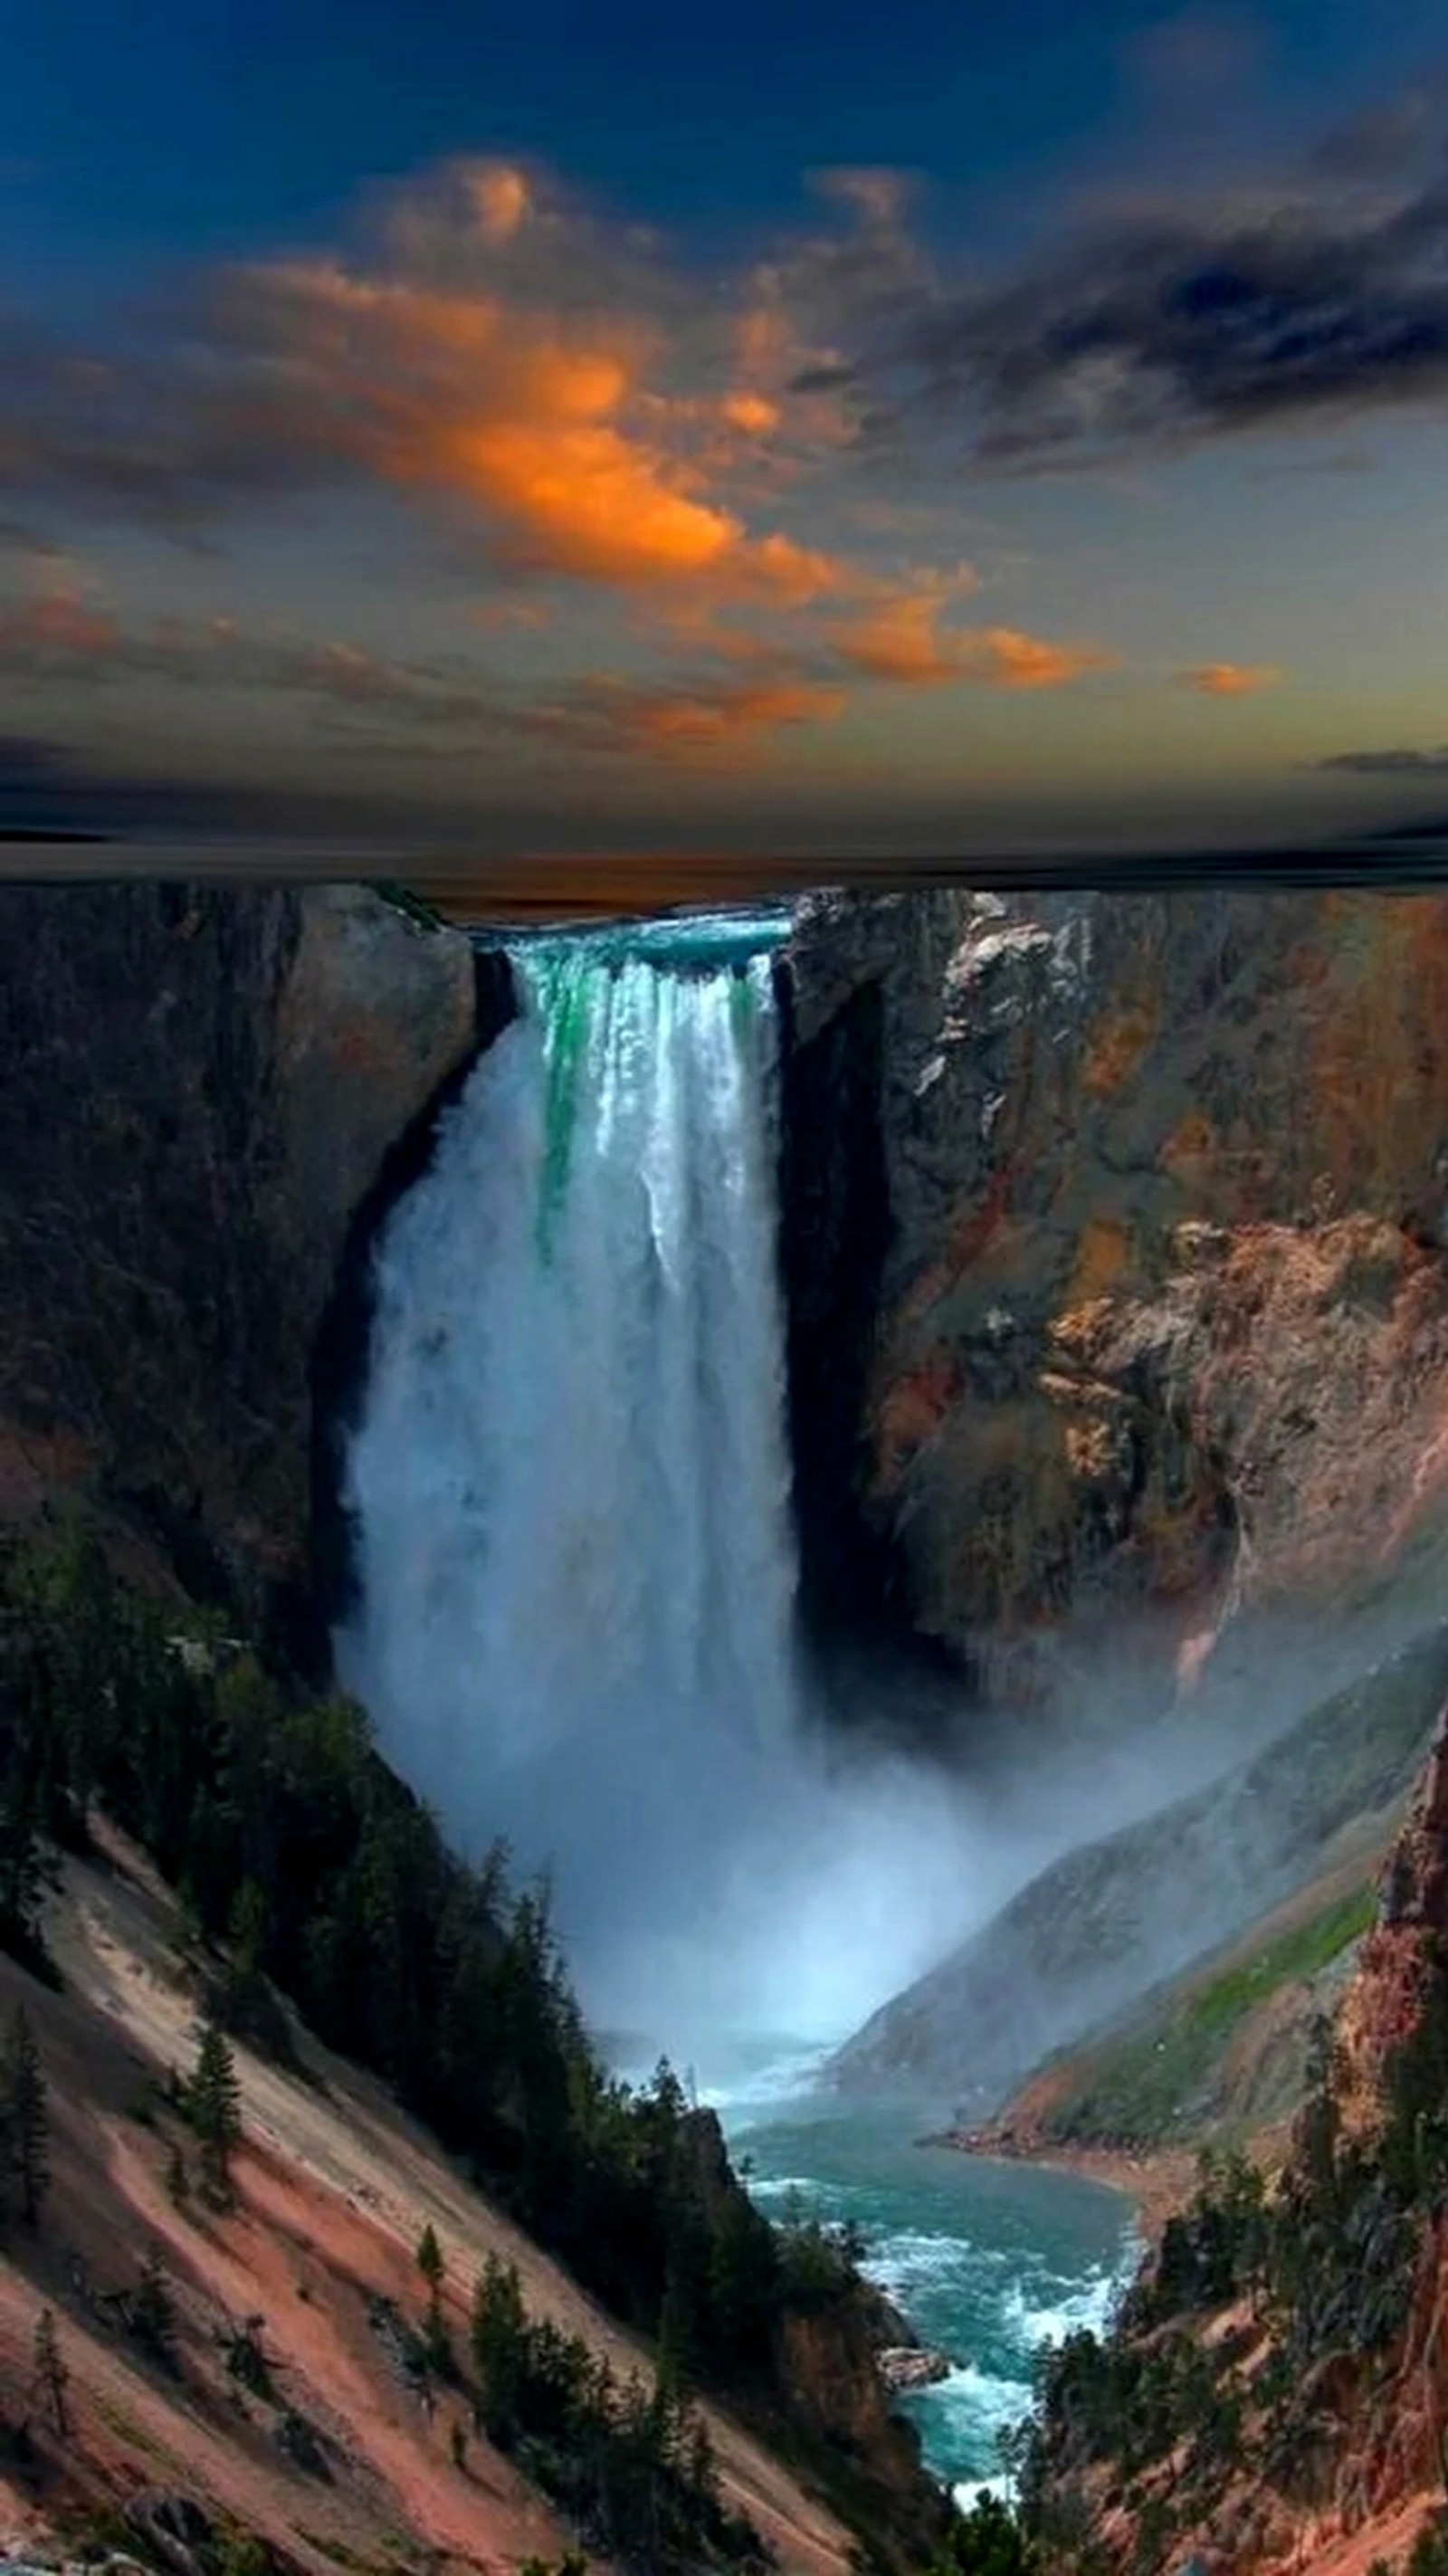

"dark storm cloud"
[887,166,1448,467]
[1319,745,1448,778]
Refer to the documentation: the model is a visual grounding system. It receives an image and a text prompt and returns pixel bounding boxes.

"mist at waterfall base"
[338,918,987,2065]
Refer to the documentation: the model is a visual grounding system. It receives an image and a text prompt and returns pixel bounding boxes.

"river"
[704,2044,1139,2504]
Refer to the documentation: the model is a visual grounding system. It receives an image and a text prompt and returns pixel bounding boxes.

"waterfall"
[338,918,975,2056]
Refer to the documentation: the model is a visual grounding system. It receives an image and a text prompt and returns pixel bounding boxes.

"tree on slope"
[32,2305,68,2437]
[189,2017,242,2203]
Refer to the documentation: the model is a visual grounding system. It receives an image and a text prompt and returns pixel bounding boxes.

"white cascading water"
[338,923,976,2058]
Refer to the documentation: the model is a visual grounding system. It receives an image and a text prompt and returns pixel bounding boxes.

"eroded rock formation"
[783,885,1448,1695]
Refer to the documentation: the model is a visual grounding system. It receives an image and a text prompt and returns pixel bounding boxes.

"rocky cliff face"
[12,876,1448,1717]
[0,882,492,1655]
[783,885,1448,1698]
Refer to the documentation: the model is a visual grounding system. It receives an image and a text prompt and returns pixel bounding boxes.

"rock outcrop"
[876,2345,952,2391]
[0,883,495,1653]
[784,886,1448,1696]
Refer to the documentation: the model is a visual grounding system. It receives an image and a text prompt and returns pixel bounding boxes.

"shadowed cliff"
[0,883,486,1657]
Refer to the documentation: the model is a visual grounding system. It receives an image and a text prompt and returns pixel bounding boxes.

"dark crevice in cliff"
[776,963,952,1712]
[298,944,517,1684]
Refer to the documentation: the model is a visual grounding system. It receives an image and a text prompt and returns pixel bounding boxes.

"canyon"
[10,876,1448,2571]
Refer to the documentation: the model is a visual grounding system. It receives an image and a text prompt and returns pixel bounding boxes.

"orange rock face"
[786,888,1448,1690]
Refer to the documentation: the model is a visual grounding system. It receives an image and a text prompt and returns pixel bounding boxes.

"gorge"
[9,875,1448,2564]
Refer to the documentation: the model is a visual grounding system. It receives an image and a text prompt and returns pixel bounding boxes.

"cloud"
[881,132,1448,466]
[1180,660,1282,693]
[1318,745,1448,778]
[1310,66,1448,185]
[474,597,552,631]
[466,162,532,247]
[0,188,860,616]
[0,588,501,730]
[979,626,1118,687]
[519,673,847,758]
[808,167,917,231]
[0,587,118,664]
[0,582,867,763]
[0,151,1139,748]
[832,585,1115,687]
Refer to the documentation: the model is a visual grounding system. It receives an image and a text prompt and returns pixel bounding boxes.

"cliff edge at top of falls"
[783,883,1448,1698]
[0,881,486,1647]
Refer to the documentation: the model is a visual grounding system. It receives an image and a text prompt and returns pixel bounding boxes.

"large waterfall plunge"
[338,921,972,2057]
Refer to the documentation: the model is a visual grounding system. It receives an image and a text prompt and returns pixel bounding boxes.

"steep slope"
[971,1853,1382,2171]
[829,1625,1448,2109]
[0,1826,865,2576]
[0,1518,953,2576]
[783,886,1448,1700]
[1018,1704,1448,2576]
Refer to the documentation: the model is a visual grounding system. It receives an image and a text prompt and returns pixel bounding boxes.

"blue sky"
[4,0,1448,855]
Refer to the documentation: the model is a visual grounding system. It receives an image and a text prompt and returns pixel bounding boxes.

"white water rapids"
[338,922,976,2057]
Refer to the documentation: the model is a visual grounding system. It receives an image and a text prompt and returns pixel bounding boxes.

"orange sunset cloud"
[467,161,531,244]
[233,260,846,605]
[0,587,119,659]
[188,168,1127,754]
[833,589,1114,690]
[0,158,1138,771]
[1182,662,1284,695]
[527,674,848,758]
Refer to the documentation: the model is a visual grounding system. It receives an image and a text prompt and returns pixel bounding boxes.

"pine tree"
[415,2220,450,2374]
[416,2221,443,2297]
[33,2305,68,2436]
[188,2018,242,2202]
[470,2256,527,2447]
[132,2249,179,2373]
[5,2006,48,2227]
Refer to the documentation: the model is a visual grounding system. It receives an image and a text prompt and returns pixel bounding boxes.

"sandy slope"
[0,1824,854,2576]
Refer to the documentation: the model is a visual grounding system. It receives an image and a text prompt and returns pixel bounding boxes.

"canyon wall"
[783,885,1448,1699]
[0,881,491,1651]
[10,877,1448,1705]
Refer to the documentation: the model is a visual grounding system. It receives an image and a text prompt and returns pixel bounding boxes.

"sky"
[4,0,1448,863]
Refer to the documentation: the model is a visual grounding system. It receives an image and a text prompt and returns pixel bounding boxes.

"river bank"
[933,2130,1198,2243]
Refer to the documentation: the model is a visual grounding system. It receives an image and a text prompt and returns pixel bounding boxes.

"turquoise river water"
[705,2046,1140,2504]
